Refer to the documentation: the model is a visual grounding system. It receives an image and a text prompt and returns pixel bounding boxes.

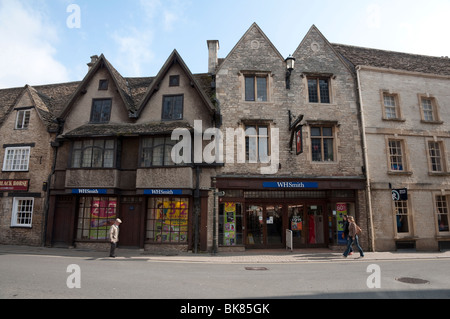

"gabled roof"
[0,82,79,132]
[136,49,217,118]
[60,54,140,120]
[216,22,285,73]
[293,25,354,77]
[0,86,24,126]
[333,43,450,77]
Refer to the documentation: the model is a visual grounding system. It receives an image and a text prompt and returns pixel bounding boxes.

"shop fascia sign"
[263,182,319,189]
[144,189,183,195]
[0,179,30,192]
[72,189,108,194]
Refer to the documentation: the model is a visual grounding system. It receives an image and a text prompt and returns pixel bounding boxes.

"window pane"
[422,98,434,121]
[308,79,318,103]
[245,77,255,101]
[141,138,153,167]
[162,97,172,119]
[384,95,397,119]
[101,100,112,122]
[323,138,334,161]
[152,137,166,166]
[82,148,93,167]
[312,139,322,161]
[395,201,409,233]
[103,150,114,168]
[258,127,269,163]
[164,138,176,165]
[72,149,82,168]
[436,196,449,232]
[389,141,404,171]
[322,127,333,136]
[173,96,183,119]
[256,77,267,101]
[429,142,442,172]
[245,126,257,163]
[162,96,183,120]
[311,127,321,137]
[319,79,330,103]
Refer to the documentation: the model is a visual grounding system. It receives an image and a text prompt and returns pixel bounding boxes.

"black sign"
[392,188,408,201]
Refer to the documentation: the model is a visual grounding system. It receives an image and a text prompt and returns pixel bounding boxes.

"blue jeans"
[343,235,364,257]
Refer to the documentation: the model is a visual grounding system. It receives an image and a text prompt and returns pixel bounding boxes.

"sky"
[0,0,449,89]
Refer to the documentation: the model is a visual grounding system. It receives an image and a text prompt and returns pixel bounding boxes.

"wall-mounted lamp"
[285,55,296,89]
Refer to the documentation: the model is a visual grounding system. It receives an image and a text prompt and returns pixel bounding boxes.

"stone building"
[333,44,450,251]
[0,83,78,246]
[45,51,218,252]
[211,24,367,251]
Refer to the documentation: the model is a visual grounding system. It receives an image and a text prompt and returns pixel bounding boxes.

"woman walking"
[343,216,364,258]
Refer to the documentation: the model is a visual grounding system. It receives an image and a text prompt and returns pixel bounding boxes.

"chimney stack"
[87,55,99,70]
[207,40,219,74]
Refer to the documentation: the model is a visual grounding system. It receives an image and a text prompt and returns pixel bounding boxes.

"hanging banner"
[392,188,408,201]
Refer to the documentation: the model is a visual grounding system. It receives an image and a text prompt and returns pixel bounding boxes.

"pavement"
[1,244,450,264]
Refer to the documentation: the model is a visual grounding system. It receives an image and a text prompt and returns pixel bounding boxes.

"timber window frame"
[71,139,116,169]
[436,195,450,233]
[11,197,34,228]
[2,146,31,172]
[386,138,411,174]
[427,140,448,174]
[310,126,335,162]
[381,91,403,121]
[419,95,442,124]
[15,109,31,130]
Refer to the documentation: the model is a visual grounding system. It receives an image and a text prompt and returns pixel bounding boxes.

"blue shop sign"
[263,182,319,189]
[72,189,108,194]
[144,189,183,195]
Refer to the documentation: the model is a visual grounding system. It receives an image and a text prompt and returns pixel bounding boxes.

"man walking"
[109,218,122,258]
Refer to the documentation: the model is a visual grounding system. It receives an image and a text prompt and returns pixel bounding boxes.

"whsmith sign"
[263,182,319,189]
[72,189,108,194]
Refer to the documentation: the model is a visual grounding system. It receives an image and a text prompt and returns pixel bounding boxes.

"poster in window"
[224,202,236,246]
[155,199,189,243]
[90,199,117,240]
[336,203,347,245]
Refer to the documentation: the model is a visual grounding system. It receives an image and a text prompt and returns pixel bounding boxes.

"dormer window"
[90,99,112,123]
[15,109,31,130]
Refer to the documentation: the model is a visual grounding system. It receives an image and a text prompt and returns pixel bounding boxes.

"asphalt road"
[1,252,449,301]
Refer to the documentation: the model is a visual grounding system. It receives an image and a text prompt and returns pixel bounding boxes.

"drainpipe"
[356,66,376,252]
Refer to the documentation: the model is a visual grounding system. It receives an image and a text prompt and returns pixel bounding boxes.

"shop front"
[216,178,365,250]
[48,188,196,251]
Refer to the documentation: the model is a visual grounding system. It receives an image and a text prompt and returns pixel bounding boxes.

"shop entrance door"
[119,199,143,248]
[288,203,326,248]
[246,204,283,248]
